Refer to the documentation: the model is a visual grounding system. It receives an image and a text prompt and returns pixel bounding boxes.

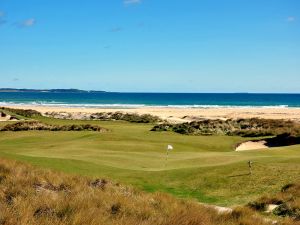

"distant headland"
[0,88,106,93]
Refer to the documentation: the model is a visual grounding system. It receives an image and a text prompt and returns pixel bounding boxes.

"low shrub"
[151,118,300,137]
[0,107,42,118]
[46,111,162,123]
[0,121,108,132]
[0,111,7,117]
[105,112,159,123]
[247,201,267,211]
[273,203,298,218]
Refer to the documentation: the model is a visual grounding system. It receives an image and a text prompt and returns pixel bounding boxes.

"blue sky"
[0,0,299,92]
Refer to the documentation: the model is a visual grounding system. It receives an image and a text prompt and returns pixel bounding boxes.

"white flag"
[167,145,173,150]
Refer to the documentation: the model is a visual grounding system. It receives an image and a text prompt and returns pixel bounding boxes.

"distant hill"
[0,88,106,93]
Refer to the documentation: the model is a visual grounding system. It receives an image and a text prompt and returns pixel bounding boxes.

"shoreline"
[2,104,300,123]
[1,103,298,109]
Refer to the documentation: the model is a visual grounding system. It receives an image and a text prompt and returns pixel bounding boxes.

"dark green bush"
[151,118,300,138]
[247,201,266,211]
[273,203,299,219]
[110,113,160,123]
[282,184,296,192]
[150,124,171,132]
[48,111,161,123]
[0,121,108,132]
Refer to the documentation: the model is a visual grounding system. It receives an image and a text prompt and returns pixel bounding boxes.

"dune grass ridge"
[151,118,300,137]
[0,107,41,118]
[0,121,108,132]
[45,111,162,123]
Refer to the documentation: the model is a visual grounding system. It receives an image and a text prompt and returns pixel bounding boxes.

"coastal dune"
[2,105,300,123]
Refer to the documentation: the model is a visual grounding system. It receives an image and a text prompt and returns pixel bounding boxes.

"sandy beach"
[2,105,300,123]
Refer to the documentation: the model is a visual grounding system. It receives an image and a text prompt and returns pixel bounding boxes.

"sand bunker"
[236,140,269,151]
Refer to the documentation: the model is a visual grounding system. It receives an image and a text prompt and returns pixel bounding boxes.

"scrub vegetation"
[151,118,300,137]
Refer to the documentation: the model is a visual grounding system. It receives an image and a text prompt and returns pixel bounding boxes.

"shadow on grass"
[264,133,300,148]
[228,173,250,178]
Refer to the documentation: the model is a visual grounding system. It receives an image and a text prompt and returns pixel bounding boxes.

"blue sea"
[0,92,300,108]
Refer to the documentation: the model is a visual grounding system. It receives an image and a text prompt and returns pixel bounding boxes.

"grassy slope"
[2,158,289,225]
[0,117,299,206]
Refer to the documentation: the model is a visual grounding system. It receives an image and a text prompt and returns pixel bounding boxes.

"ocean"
[0,92,300,108]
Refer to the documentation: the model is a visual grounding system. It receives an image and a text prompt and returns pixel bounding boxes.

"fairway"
[0,118,299,206]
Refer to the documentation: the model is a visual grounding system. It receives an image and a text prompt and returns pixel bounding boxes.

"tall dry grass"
[0,158,297,225]
[248,182,300,221]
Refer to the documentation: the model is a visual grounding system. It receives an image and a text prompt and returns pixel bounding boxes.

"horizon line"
[0,88,300,94]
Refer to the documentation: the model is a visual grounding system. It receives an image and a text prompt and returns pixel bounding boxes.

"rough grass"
[1,157,298,225]
[248,182,300,221]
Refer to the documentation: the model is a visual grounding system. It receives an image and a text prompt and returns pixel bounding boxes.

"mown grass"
[0,116,300,207]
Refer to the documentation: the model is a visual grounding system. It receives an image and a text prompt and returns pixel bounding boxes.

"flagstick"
[165,149,169,167]
[248,160,253,175]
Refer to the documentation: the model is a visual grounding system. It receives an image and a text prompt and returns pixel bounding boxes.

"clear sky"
[0,0,299,93]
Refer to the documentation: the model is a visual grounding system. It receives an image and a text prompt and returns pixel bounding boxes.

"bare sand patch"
[236,141,268,151]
